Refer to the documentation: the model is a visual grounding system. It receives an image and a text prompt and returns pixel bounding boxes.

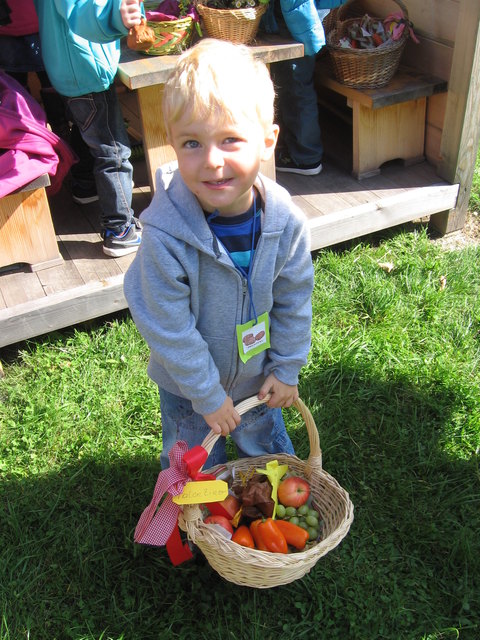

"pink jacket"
[0,71,76,198]
[0,0,38,36]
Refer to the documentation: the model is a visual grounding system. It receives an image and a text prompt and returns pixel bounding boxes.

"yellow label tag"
[172,480,229,505]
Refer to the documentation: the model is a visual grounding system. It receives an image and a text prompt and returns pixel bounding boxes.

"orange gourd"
[274,519,309,550]
[258,518,288,554]
[231,525,255,549]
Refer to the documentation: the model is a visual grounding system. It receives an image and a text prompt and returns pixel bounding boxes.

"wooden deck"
[0,156,458,349]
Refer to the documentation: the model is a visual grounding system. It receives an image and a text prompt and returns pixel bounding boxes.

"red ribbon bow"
[134,441,215,565]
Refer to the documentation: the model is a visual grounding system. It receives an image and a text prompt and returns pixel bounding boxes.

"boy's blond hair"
[162,39,275,136]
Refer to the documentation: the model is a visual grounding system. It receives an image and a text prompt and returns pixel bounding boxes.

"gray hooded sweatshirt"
[123,165,314,417]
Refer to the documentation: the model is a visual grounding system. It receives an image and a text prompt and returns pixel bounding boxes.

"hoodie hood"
[140,163,296,250]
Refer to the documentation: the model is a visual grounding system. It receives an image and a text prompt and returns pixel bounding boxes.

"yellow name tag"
[172,480,229,505]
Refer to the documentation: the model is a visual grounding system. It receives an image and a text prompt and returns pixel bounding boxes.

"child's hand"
[204,397,241,437]
[120,0,142,28]
[258,374,299,408]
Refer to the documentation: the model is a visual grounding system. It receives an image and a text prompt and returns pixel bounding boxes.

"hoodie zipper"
[211,221,264,394]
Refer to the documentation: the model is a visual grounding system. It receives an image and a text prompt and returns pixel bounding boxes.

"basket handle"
[337,0,409,22]
[199,395,322,470]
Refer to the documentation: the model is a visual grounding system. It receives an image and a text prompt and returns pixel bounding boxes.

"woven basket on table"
[197,3,267,45]
[326,0,410,89]
[178,395,354,588]
[142,1,194,55]
[141,16,194,55]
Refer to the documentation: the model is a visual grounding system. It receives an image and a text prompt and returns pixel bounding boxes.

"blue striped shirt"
[206,200,262,275]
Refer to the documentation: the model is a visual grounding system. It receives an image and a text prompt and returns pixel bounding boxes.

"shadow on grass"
[1,367,479,640]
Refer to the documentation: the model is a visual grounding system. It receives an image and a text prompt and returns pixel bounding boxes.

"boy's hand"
[203,397,242,437]
[120,0,142,28]
[258,374,299,408]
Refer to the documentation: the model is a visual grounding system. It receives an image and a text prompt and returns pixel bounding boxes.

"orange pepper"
[231,525,255,549]
[274,519,309,550]
[249,519,269,551]
[258,518,288,554]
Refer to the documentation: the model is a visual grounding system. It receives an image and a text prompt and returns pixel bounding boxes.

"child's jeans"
[158,388,295,470]
[64,84,134,233]
[271,53,324,166]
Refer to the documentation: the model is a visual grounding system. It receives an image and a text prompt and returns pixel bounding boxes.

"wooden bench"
[315,63,448,179]
[0,174,63,272]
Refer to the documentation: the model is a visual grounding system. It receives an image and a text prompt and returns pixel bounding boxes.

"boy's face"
[167,110,278,216]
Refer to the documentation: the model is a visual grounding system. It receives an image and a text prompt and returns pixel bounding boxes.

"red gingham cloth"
[134,441,191,547]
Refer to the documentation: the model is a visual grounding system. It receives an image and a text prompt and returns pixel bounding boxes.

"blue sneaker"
[102,219,142,257]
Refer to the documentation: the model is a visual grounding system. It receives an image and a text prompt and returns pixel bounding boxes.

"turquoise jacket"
[33,0,129,97]
[263,0,345,56]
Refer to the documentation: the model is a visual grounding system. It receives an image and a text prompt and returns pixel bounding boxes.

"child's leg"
[270,54,323,166]
[231,404,295,458]
[158,388,227,470]
[63,85,134,233]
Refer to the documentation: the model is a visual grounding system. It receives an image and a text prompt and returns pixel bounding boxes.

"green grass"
[469,146,480,212]
[1,225,479,640]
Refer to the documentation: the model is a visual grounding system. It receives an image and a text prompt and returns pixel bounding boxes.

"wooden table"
[117,36,304,191]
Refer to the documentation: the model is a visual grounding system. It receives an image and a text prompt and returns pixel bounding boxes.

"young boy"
[124,39,314,469]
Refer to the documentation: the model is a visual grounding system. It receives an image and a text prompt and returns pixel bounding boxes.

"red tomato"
[204,515,234,535]
[277,476,311,507]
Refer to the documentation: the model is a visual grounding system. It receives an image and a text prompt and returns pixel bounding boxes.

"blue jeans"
[158,388,295,470]
[271,53,323,166]
[64,85,134,233]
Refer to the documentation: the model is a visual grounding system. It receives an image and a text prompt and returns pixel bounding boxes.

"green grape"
[307,526,318,541]
[276,504,286,519]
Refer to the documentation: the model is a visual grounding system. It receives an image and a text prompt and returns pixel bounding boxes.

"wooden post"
[432,0,480,235]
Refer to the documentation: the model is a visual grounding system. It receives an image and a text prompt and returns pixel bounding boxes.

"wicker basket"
[322,7,339,36]
[178,396,354,588]
[326,0,410,89]
[197,4,267,45]
[141,16,194,55]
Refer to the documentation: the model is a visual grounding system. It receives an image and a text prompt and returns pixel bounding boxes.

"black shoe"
[72,183,99,205]
[276,155,323,176]
[103,221,141,257]
[72,180,136,205]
